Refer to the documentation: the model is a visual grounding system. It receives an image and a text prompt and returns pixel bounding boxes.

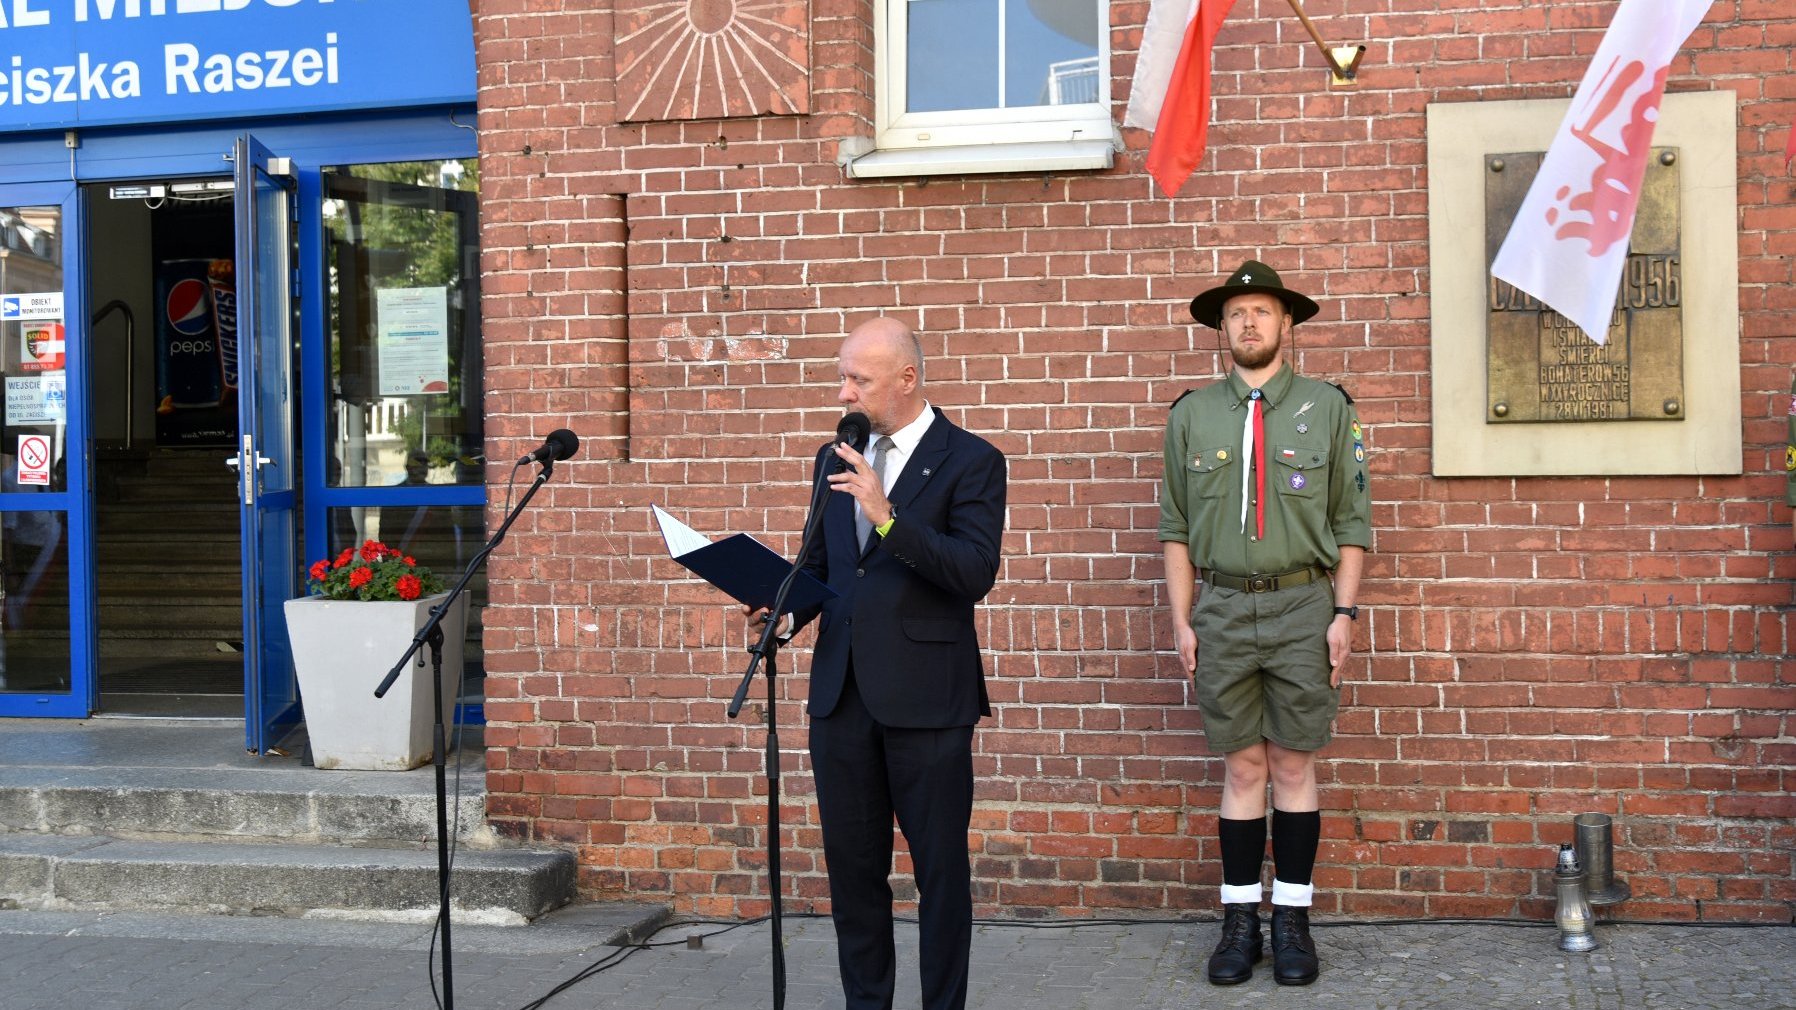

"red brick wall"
[473,0,1796,922]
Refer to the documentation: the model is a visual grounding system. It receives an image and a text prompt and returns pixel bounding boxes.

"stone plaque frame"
[1425,91,1740,477]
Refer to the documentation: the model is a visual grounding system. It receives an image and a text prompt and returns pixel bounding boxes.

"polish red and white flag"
[1489,0,1713,345]
[1124,0,1240,197]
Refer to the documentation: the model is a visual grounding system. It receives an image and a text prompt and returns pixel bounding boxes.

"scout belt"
[1203,566,1330,593]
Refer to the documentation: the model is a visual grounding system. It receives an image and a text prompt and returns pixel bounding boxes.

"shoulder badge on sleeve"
[1785,444,1795,471]
[1331,382,1355,404]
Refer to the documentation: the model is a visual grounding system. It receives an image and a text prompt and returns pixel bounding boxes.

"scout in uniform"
[1158,261,1371,987]
[1786,376,1795,542]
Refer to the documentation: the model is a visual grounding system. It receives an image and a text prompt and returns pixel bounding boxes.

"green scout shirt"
[1786,375,1796,507]
[1158,363,1372,576]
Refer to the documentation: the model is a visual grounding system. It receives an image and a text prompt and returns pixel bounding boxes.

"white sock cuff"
[1271,879,1314,907]
[1219,882,1263,905]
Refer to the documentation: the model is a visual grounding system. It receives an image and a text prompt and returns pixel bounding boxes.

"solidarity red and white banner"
[1489,0,1713,345]
[1124,0,1240,197]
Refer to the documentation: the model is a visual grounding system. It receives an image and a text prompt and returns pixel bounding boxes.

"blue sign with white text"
[0,0,475,133]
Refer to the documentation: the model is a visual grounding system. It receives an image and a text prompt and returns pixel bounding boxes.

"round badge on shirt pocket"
[1273,445,1323,497]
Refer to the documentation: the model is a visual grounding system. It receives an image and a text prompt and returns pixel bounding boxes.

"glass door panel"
[0,183,90,717]
[319,160,485,712]
[233,136,301,752]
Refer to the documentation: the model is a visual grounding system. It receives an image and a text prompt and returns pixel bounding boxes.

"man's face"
[1221,292,1291,371]
[836,329,915,435]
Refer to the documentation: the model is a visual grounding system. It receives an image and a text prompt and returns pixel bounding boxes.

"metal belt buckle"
[1249,575,1271,593]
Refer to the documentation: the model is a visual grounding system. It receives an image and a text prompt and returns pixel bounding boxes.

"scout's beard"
[1228,327,1282,370]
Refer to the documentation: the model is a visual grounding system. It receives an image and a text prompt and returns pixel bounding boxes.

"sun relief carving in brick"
[615,0,810,122]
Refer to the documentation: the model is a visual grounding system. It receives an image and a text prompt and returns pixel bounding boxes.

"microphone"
[831,412,871,472]
[518,428,579,465]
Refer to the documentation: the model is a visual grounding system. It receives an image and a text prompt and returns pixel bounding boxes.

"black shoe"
[1270,905,1320,986]
[1206,902,1262,985]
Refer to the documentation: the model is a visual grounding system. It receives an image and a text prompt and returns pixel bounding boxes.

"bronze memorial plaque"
[1484,149,1684,423]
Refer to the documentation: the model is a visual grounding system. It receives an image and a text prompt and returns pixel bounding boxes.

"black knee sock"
[1218,816,1267,887]
[1270,808,1321,885]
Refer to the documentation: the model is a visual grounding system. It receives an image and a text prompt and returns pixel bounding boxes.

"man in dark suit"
[783,316,1007,1010]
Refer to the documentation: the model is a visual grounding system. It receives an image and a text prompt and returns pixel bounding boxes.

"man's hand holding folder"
[651,504,836,618]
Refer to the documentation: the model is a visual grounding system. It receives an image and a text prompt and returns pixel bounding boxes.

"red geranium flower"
[304,538,442,602]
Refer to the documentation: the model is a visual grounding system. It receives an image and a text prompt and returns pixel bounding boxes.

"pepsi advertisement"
[154,256,235,446]
[0,1,475,133]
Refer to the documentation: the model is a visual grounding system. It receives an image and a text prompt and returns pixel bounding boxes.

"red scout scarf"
[1240,388,1265,539]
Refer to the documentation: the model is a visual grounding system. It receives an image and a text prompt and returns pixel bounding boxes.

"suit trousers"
[809,669,976,1010]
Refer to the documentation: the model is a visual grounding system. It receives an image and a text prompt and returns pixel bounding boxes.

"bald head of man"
[837,317,927,436]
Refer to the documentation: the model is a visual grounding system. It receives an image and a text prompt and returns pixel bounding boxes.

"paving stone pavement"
[0,905,1790,1010]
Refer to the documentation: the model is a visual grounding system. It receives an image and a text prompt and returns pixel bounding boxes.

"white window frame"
[868,0,1118,157]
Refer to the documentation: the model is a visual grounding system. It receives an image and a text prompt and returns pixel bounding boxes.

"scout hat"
[1188,260,1320,329]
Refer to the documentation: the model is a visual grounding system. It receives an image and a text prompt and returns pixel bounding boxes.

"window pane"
[0,509,70,694]
[323,161,483,488]
[906,0,1102,114]
[907,0,1000,113]
[1008,0,1102,107]
[1,205,69,492]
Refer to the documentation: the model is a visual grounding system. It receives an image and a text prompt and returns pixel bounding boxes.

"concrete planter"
[283,592,468,771]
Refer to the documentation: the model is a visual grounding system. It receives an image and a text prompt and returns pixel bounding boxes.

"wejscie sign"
[0,0,475,132]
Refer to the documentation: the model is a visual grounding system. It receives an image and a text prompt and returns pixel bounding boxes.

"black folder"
[653,505,836,615]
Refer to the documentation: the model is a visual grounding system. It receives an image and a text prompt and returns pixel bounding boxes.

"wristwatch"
[1333,605,1359,621]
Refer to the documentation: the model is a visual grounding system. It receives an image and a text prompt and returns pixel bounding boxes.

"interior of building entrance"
[86,179,246,718]
[74,160,488,722]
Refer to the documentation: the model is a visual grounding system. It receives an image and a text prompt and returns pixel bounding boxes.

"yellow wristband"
[875,518,896,537]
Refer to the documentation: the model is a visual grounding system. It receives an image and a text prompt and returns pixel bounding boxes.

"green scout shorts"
[1191,578,1339,754]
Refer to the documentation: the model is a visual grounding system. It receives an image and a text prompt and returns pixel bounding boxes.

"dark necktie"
[857,436,895,550]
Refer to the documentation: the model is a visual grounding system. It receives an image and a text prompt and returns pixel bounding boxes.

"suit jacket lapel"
[861,410,951,560]
[829,476,859,555]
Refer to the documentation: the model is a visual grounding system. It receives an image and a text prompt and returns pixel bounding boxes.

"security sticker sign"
[1,293,63,321]
[21,321,65,372]
[17,435,51,487]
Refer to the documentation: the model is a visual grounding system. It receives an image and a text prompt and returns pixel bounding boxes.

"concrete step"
[0,721,572,924]
[101,596,242,621]
[0,765,489,844]
[0,833,574,923]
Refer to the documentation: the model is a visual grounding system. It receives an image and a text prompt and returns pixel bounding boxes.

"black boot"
[1269,905,1320,986]
[1205,902,1262,985]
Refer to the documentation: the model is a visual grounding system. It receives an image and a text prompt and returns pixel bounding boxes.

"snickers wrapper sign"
[208,258,238,394]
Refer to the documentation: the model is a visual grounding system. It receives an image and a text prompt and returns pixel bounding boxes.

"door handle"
[234,436,259,506]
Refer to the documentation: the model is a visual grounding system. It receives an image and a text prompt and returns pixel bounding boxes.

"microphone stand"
[726,448,837,1010]
[373,454,559,1010]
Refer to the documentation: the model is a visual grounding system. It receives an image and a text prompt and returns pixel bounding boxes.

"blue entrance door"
[232,136,302,753]
[0,182,94,718]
